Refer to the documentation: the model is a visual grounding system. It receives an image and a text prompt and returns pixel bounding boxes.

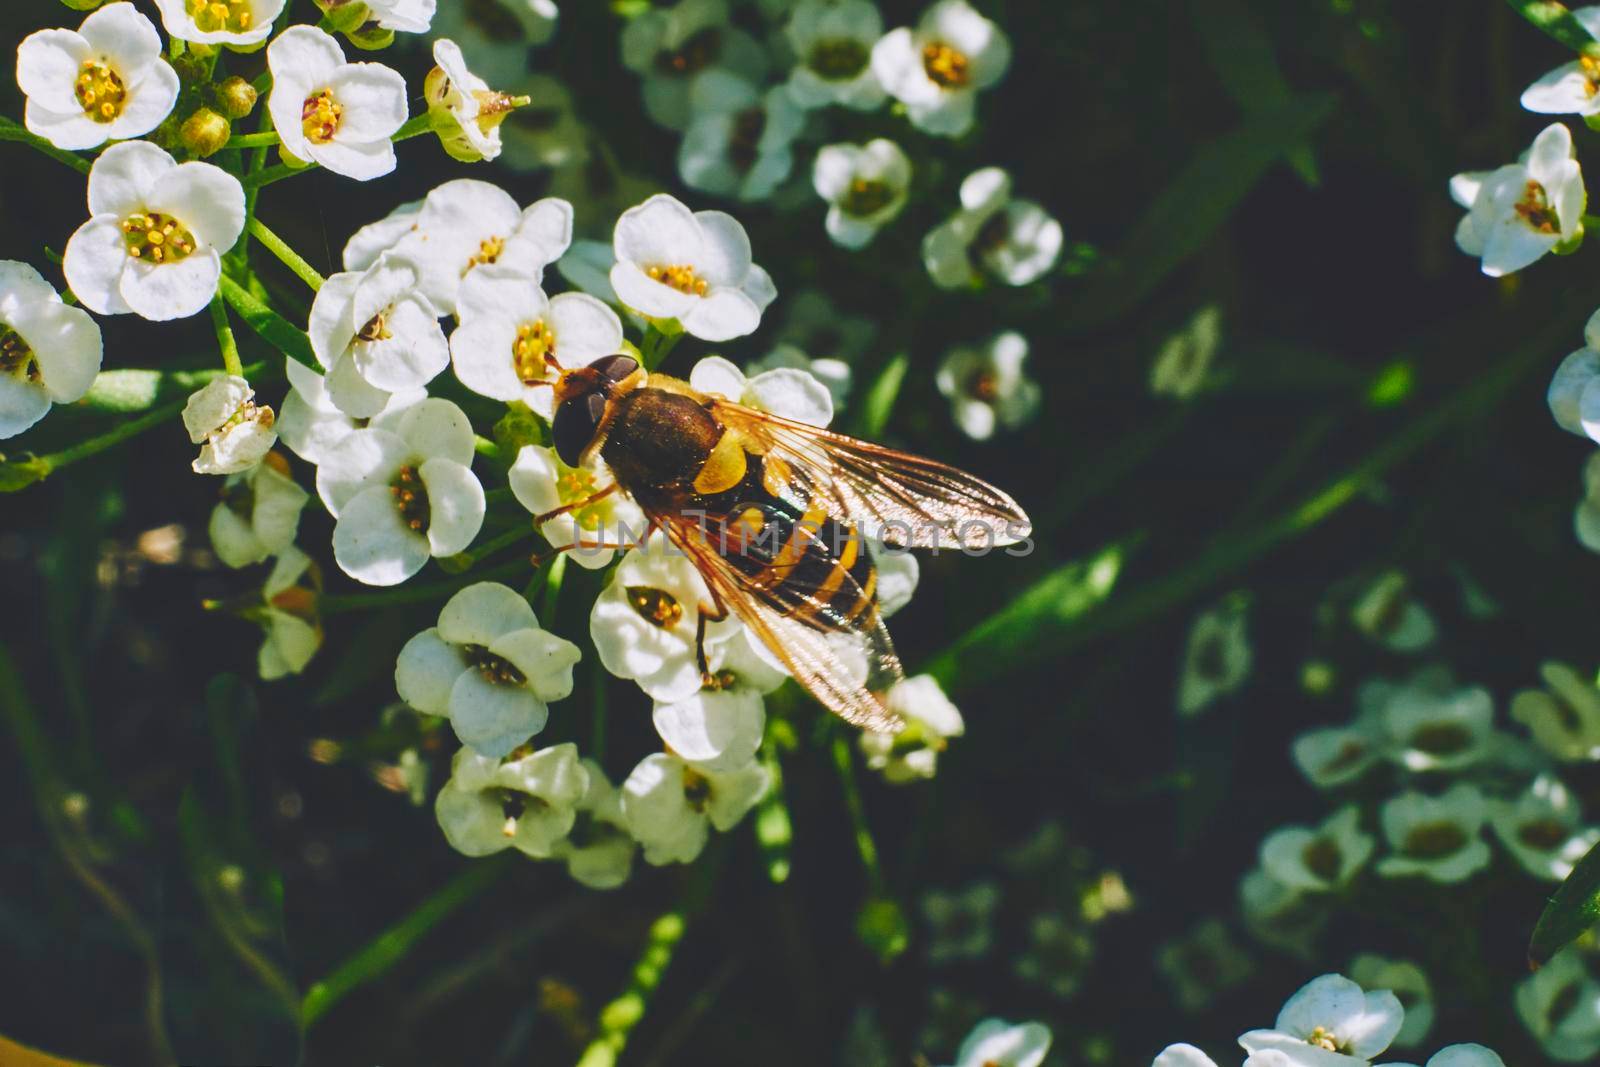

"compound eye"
[552,392,603,466]
[592,354,640,383]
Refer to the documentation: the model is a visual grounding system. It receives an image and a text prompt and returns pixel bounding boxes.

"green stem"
[318,558,530,614]
[225,131,281,149]
[830,732,883,893]
[464,524,535,565]
[540,552,569,622]
[301,854,513,1027]
[574,911,690,1067]
[39,401,183,473]
[639,323,684,371]
[0,116,92,175]
[248,217,325,291]
[209,294,244,378]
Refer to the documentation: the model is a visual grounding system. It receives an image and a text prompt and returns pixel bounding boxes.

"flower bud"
[170,49,212,84]
[60,0,106,11]
[315,0,375,35]
[180,107,232,158]
[346,23,397,51]
[215,76,258,121]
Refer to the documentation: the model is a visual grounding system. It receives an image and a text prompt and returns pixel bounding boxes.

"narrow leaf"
[219,275,318,370]
[1530,836,1600,965]
[922,539,1135,692]
[1190,0,1320,185]
[1507,1,1600,58]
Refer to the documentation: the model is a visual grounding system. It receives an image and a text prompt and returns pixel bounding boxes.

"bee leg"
[532,483,620,525]
[695,590,731,684]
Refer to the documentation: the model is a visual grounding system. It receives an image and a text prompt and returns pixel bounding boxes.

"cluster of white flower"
[1156,972,1506,1067]
[3,0,1024,903]
[1224,652,1600,1059]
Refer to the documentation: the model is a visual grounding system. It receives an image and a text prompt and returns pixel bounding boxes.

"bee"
[536,353,1031,733]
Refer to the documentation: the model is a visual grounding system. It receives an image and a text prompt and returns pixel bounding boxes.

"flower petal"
[332,483,432,585]
[88,139,177,217]
[438,582,539,646]
[395,627,461,714]
[147,162,246,251]
[418,457,485,557]
[118,248,221,321]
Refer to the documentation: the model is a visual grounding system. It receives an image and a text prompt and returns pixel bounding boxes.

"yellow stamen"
[122,212,197,264]
[922,41,971,88]
[646,263,709,296]
[301,88,342,145]
[75,59,125,123]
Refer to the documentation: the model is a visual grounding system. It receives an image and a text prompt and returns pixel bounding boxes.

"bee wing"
[708,399,1032,550]
[654,512,907,734]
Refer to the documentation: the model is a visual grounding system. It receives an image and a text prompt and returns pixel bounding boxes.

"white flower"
[435,743,588,857]
[0,260,101,439]
[1291,721,1387,789]
[64,141,245,321]
[620,749,769,865]
[784,0,886,111]
[209,452,308,568]
[1376,783,1492,883]
[17,3,179,150]
[396,582,581,756]
[1348,955,1432,1050]
[360,0,439,34]
[498,73,589,173]
[1350,570,1436,652]
[1521,8,1600,115]
[1176,595,1252,716]
[746,344,852,410]
[872,0,1010,137]
[924,168,1062,289]
[703,626,788,693]
[1152,305,1224,399]
[552,759,636,889]
[652,685,766,773]
[936,331,1040,440]
[153,0,285,46]
[275,357,422,465]
[688,354,833,426]
[267,27,408,181]
[344,181,573,316]
[678,72,804,201]
[943,1019,1050,1067]
[508,444,646,570]
[813,139,912,250]
[314,397,487,586]
[921,880,998,963]
[1516,949,1600,1063]
[1260,805,1375,893]
[1377,679,1495,772]
[1511,661,1600,761]
[307,256,449,418]
[620,0,769,130]
[426,38,530,163]
[183,374,277,475]
[1156,919,1254,1014]
[1239,866,1328,959]
[1239,972,1404,1067]
[257,546,322,680]
[775,289,875,364]
[451,266,623,418]
[590,535,740,701]
[431,0,557,87]
[1545,308,1600,441]
[1386,1047,1508,1067]
[610,193,773,341]
[1488,774,1600,881]
[860,675,964,784]
[1451,123,1584,277]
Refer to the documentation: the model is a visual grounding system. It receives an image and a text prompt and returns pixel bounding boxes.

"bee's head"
[551,354,643,465]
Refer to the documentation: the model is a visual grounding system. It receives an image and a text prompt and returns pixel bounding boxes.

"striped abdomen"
[700,464,877,632]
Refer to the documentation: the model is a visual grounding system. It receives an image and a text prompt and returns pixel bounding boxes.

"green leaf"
[1530,836,1600,965]
[1058,93,1337,332]
[219,274,318,369]
[852,353,909,439]
[1190,0,1319,185]
[922,539,1135,693]
[1507,1,1600,58]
